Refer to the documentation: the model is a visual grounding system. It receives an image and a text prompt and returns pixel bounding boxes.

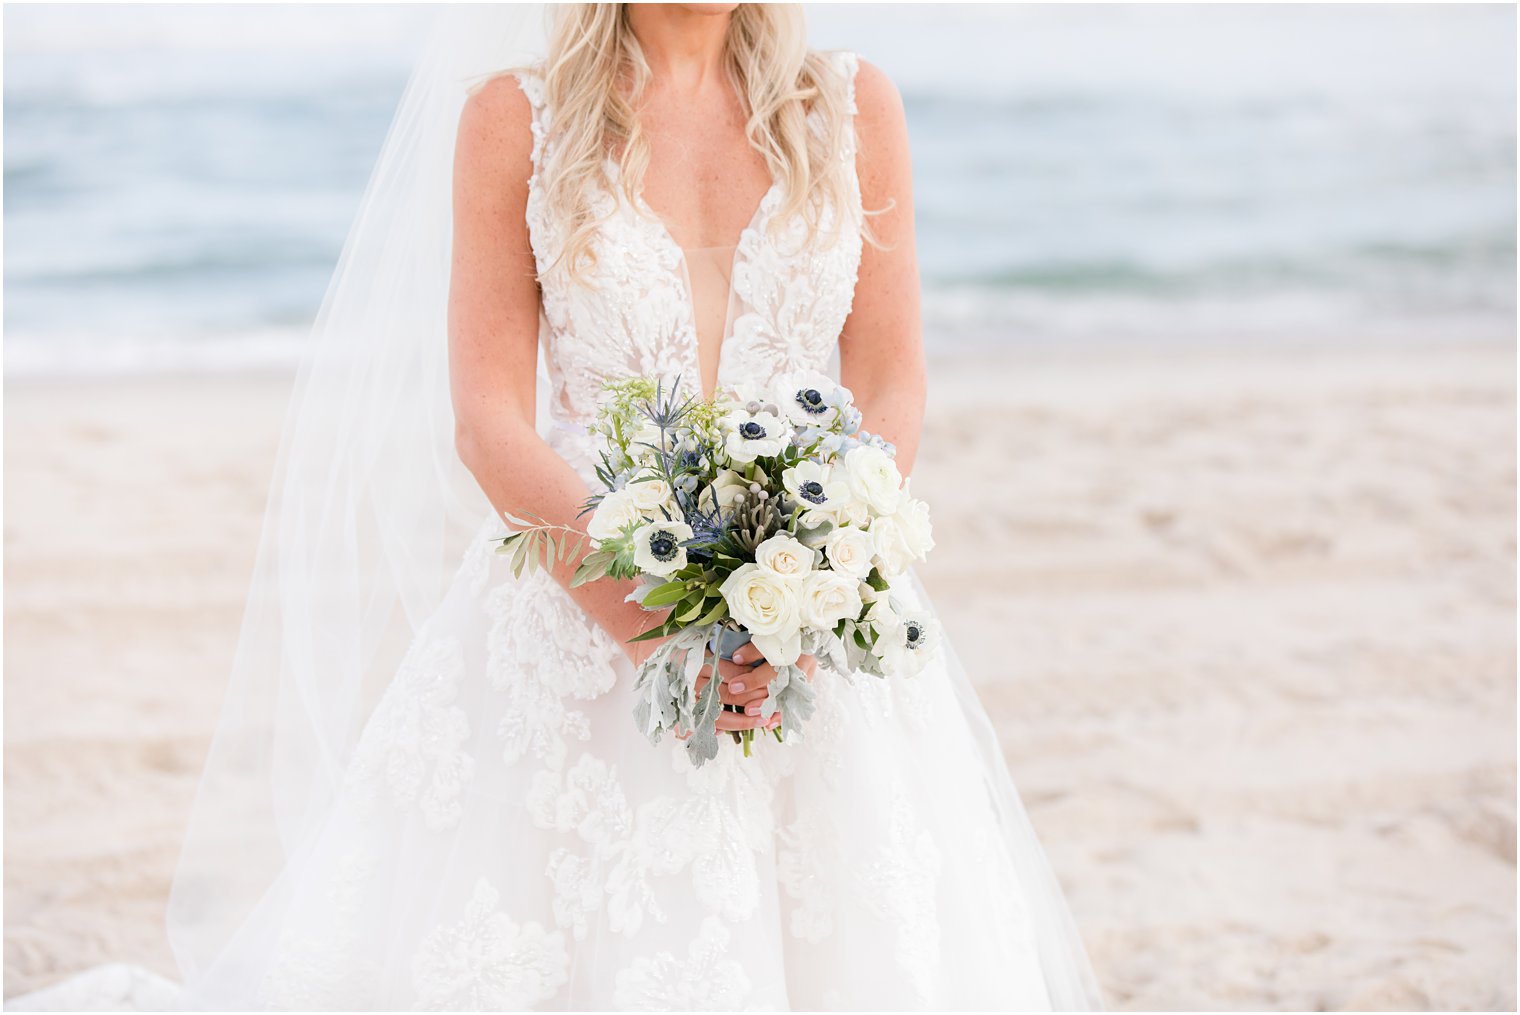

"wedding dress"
[167,19,1102,1012]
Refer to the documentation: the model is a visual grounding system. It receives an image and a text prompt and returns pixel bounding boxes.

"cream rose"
[753,532,817,578]
[823,525,875,579]
[799,569,864,630]
[719,563,803,665]
[842,444,902,516]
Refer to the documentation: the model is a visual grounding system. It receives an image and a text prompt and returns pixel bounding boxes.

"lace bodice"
[515,52,863,444]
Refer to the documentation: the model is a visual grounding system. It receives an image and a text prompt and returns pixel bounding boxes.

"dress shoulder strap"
[509,68,550,182]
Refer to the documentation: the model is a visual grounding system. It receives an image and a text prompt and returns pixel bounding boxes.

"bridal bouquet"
[498,373,938,764]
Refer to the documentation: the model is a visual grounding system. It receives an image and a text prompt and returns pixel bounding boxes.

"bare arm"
[448,77,660,661]
[839,59,927,476]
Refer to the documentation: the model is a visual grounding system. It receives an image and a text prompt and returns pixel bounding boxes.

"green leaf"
[640,581,690,608]
[866,567,891,593]
[694,597,729,626]
[512,533,532,577]
[627,624,672,644]
[673,598,706,623]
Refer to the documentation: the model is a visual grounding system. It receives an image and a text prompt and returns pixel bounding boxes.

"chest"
[633,86,774,250]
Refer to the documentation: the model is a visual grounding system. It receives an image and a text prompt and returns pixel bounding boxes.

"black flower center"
[795,388,827,414]
[649,532,679,562]
[800,480,827,504]
[740,421,768,440]
[905,622,924,647]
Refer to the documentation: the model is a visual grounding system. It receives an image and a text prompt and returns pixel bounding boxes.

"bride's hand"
[731,645,818,683]
[676,650,818,738]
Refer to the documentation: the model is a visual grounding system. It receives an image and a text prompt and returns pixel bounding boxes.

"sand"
[4,341,1515,1010]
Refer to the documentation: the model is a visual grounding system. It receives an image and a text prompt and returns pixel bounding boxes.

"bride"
[167,4,1103,1010]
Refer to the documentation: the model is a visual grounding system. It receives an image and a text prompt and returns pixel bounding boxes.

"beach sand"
[4,342,1515,1010]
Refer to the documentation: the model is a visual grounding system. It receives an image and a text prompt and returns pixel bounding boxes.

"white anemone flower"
[879,609,939,676]
[632,520,693,578]
[781,459,851,517]
[723,406,789,462]
[771,370,852,428]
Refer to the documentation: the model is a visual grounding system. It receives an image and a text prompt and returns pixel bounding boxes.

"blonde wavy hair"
[539,3,863,277]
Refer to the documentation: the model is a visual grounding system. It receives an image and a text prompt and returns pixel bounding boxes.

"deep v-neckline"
[606,156,779,399]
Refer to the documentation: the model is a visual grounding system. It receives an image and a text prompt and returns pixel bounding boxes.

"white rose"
[754,532,817,578]
[627,475,675,515]
[799,569,864,630]
[870,516,911,576]
[842,444,902,516]
[719,564,803,665]
[587,488,645,544]
[724,407,790,463]
[823,525,875,579]
[632,520,692,578]
[891,491,935,563]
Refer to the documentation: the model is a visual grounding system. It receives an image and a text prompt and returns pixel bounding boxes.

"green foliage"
[494,511,588,580]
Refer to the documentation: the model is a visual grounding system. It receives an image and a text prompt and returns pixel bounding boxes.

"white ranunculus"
[799,569,864,630]
[879,609,940,676]
[632,519,693,578]
[823,524,875,579]
[842,444,902,516]
[771,370,851,428]
[587,488,645,544]
[719,564,803,665]
[753,532,817,578]
[723,407,789,463]
[698,469,750,516]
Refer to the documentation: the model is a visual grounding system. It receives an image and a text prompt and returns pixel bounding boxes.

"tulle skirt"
[173,518,1102,1011]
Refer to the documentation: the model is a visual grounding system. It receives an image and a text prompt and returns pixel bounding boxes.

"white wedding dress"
[170,51,1101,1012]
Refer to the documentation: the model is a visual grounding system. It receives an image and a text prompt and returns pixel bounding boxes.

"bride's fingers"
[696,674,768,708]
[715,711,769,732]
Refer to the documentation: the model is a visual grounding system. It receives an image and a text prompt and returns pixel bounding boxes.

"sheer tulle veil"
[166,5,1104,1009]
[166,3,551,988]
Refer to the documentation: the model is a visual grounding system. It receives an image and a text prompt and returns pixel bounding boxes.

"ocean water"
[4,4,1514,375]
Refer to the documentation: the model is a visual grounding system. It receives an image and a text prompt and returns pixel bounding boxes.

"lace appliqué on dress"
[344,629,474,832]
[862,789,944,1003]
[612,916,754,1012]
[485,572,620,770]
[410,877,570,1011]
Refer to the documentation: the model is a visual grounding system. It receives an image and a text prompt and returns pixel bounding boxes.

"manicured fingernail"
[745,704,761,716]
[766,715,781,728]
[730,681,745,693]
[733,650,747,664]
